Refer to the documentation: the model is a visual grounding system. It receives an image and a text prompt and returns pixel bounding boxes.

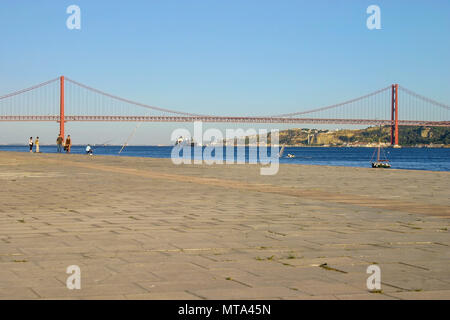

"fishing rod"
[119,122,143,154]
[83,139,115,155]
[92,139,114,150]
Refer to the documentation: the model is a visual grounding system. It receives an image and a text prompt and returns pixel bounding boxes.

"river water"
[1,145,449,172]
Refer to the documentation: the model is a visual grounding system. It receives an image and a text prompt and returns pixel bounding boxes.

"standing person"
[28,137,33,153]
[35,137,40,153]
[65,135,72,153]
[56,135,63,153]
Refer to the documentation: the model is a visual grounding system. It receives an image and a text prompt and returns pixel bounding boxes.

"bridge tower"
[391,83,399,146]
[59,76,65,139]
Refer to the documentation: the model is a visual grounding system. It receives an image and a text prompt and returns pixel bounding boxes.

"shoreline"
[1,144,449,148]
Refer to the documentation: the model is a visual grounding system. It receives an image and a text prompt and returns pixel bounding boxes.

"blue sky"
[0,0,449,144]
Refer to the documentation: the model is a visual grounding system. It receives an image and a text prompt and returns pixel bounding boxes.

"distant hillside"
[266,126,450,147]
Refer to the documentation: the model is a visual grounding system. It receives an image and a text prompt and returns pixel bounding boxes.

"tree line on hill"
[265,126,450,146]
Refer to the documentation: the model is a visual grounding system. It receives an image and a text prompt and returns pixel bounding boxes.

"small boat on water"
[278,145,295,158]
[371,142,391,168]
[372,161,391,168]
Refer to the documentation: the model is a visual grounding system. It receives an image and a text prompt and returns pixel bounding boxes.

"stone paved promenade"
[0,151,449,299]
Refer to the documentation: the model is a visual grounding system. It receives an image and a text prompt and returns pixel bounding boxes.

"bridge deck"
[0,115,449,127]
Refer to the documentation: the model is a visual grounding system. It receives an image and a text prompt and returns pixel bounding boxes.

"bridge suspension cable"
[399,85,450,111]
[64,77,207,117]
[269,86,392,118]
[0,77,59,101]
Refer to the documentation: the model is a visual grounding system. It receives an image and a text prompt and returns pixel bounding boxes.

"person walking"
[65,135,72,153]
[35,137,40,153]
[28,137,33,153]
[56,135,63,153]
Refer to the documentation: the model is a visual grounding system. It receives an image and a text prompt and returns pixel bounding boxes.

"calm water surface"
[1,145,449,172]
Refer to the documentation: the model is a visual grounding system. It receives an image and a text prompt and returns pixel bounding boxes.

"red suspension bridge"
[1,76,449,146]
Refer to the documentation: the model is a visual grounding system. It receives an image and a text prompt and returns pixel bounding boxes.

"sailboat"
[371,140,391,168]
